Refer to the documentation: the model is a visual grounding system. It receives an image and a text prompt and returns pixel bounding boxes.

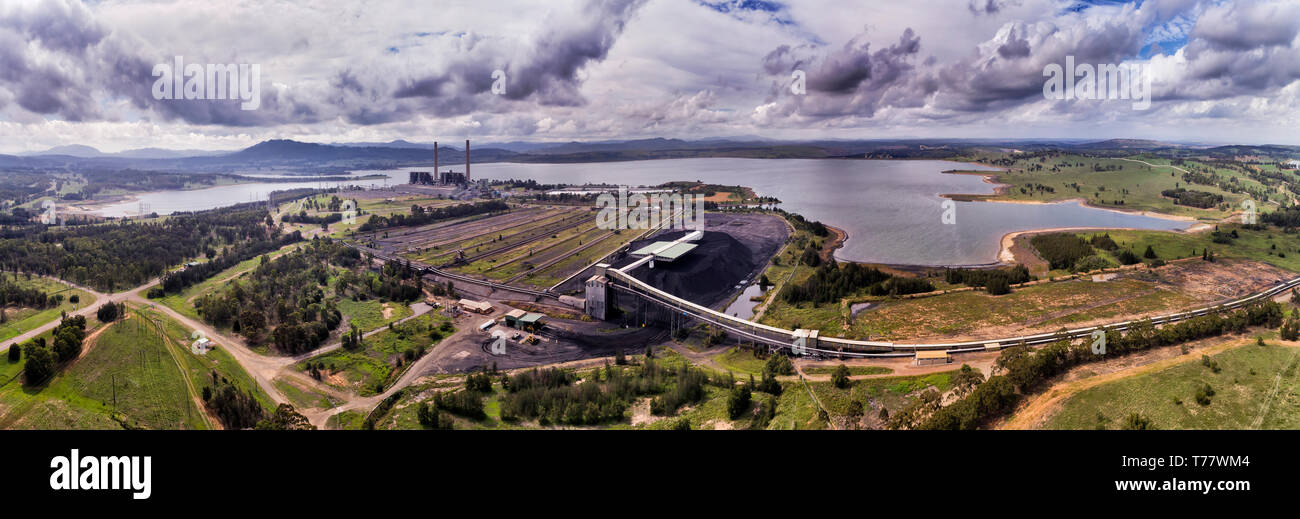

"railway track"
[502,230,618,284]
[444,214,596,267]
[354,244,554,299]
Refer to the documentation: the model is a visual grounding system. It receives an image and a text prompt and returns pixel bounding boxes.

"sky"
[0,0,1298,153]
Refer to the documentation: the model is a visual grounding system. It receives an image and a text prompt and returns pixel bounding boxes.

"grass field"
[762,274,1202,341]
[275,378,342,410]
[138,307,275,411]
[714,347,768,375]
[809,370,956,421]
[1078,225,1300,274]
[957,153,1265,219]
[361,349,916,430]
[327,409,367,430]
[336,298,414,333]
[299,313,452,396]
[0,315,207,430]
[1045,342,1300,430]
[0,276,97,342]
[802,365,894,376]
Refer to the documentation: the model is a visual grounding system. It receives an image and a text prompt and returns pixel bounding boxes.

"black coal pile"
[616,230,758,308]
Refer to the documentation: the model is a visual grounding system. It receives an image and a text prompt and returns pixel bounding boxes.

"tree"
[1143,245,1158,259]
[417,402,451,430]
[847,400,865,427]
[831,364,851,389]
[255,404,315,430]
[986,276,1011,295]
[96,302,120,322]
[951,364,985,397]
[7,343,20,362]
[727,385,751,420]
[22,344,54,386]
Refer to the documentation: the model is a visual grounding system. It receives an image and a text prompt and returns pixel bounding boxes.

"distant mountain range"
[2,138,1297,174]
[19,145,229,159]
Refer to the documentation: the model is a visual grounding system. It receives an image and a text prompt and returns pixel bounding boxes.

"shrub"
[1072,255,1116,272]
[831,364,851,389]
[1122,413,1153,430]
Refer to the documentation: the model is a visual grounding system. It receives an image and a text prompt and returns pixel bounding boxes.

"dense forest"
[359,200,508,231]
[1029,233,1095,270]
[494,357,729,426]
[194,238,421,354]
[780,260,932,305]
[1160,188,1223,209]
[1262,206,1300,228]
[0,202,282,292]
[158,230,303,295]
[943,265,1032,294]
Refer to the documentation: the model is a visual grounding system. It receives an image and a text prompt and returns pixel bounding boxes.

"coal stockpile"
[617,229,758,308]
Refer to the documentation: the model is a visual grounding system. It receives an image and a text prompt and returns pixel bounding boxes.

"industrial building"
[458,298,494,314]
[410,140,472,185]
[504,309,546,331]
[625,230,703,269]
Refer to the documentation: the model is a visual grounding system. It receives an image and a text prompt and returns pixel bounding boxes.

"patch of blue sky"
[696,0,796,26]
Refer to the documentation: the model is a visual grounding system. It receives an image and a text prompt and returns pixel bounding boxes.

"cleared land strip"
[1250,347,1300,429]
[139,310,216,430]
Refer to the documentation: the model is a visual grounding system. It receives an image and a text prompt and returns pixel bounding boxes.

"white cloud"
[0,0,1297,153]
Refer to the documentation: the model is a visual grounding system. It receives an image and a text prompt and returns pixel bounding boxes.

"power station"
[409,139,471,185]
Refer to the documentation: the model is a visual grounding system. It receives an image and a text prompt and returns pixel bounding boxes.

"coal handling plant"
[607,213,789,310]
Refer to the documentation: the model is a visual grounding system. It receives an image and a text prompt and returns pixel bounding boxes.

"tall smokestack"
[434,141,439,182]
[465,139,471,182]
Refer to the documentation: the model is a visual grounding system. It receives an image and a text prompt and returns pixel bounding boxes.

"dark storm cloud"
[365,0,646,124]
[1,0,105,54]
[757,27,924,119]
[968,0,1017,16]
[0,0,645,128]
[0,0,301,126]
[997,26,1031,58]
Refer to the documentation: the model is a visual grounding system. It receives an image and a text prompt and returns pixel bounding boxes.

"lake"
[93,158,1193,266]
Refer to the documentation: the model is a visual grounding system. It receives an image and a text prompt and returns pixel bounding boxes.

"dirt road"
[0,277,113,354]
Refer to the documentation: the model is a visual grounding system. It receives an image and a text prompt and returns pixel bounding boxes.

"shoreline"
[997,222,1215,266]
[939,170,1200,224]
[824,166,1205,270]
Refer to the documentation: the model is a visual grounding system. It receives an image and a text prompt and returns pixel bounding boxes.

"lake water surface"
[94,158,1192,266]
